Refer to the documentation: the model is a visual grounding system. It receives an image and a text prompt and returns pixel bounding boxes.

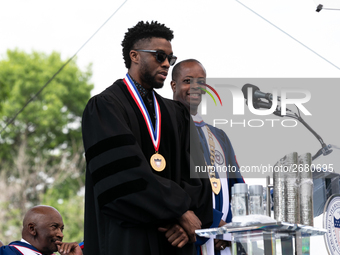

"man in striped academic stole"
[171,59,245,255]
[0,205,82,255]
[81,21,213,255]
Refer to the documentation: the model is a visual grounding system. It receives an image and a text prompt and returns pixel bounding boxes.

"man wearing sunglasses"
[171,59,245,255]
[81,21,212,255]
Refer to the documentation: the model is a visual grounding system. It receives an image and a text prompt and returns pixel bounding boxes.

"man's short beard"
[140,59,164,89]
[143,72,164,89]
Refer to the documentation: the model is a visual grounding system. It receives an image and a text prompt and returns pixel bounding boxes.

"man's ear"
[28,223,37,236]
[129,50,139,65]
[170,80,176,93]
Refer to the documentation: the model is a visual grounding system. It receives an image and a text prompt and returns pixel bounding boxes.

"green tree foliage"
[0,49,93,244]
[0,49,93,166]
[0,58,10,114]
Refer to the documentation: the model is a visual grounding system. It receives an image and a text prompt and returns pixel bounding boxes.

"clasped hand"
[158,210,202,248]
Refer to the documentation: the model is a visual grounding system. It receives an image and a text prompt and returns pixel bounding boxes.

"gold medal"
[150,152,166,172]
[210,177,221,195]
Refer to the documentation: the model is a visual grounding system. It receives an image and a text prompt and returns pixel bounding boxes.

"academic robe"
[82,79,213,255]
[193,114,244,255]
[0,241,43,255]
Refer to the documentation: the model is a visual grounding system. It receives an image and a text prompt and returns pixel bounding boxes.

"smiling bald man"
[0,205,82,255]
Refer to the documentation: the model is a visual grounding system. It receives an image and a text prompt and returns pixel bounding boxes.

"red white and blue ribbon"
[123,73,161,152]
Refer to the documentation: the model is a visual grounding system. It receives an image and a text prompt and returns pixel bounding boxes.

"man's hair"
[171,59,203,81]
[122,21,174,68]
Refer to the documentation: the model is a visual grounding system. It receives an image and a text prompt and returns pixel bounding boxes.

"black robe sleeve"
[164,99,213,229]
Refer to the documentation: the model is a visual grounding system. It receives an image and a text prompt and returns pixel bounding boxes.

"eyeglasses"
[135,50,177,66]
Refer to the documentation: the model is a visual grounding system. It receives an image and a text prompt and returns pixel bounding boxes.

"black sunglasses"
[135,50,177,66]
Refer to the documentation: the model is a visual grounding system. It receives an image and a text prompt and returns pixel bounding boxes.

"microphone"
[241,84,280,101]
[252,100,272,109]
[242,83,282,115]
[241,84,332,161]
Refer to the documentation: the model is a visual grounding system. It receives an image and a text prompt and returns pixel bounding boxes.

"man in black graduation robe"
[81,21,212,255]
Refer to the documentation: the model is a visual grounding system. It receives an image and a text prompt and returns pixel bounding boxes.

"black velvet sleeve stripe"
[98,178,148,209]
[91,155,142,186]
[85,134,136,163]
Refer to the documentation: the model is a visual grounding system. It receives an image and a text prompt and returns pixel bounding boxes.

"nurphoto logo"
[200,83,311,116]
